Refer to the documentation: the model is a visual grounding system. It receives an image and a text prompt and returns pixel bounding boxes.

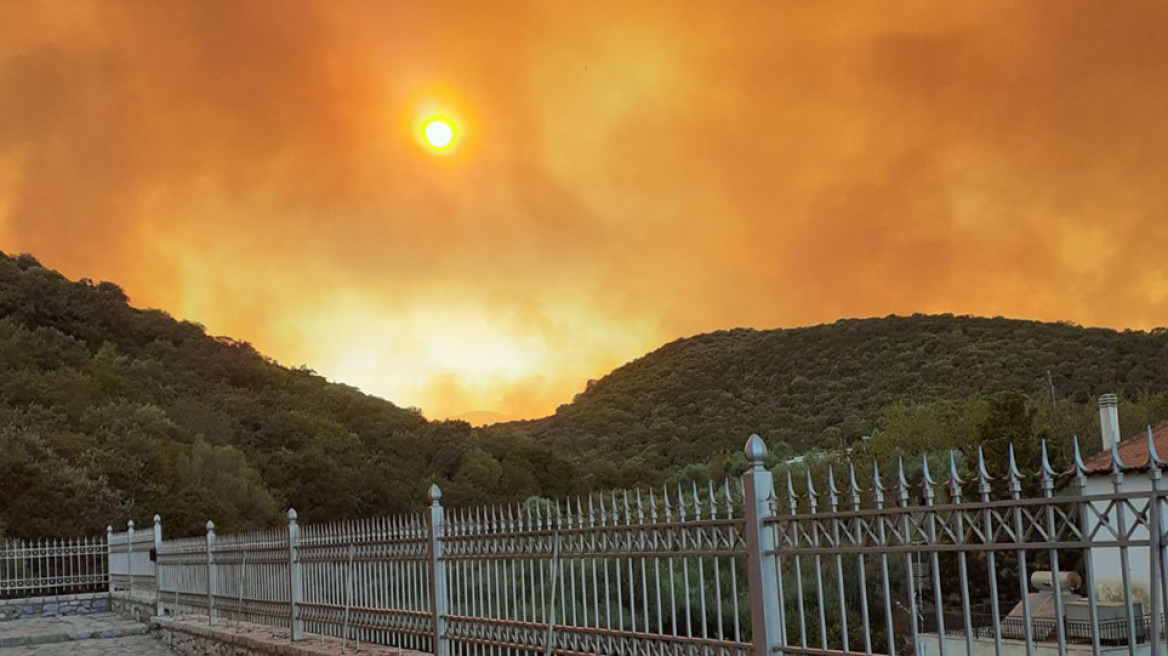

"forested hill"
[7,250,1168,541]
[0,253,578,539]
[511,315,1168,477]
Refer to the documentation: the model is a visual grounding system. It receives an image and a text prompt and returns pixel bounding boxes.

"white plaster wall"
[1082,475,1153,599]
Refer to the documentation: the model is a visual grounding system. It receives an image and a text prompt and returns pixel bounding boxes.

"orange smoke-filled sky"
[2,1,1167,420]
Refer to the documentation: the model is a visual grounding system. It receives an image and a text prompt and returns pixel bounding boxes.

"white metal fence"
[0,536,107,598]
[138,432,1168,656]
[107,517,161,597]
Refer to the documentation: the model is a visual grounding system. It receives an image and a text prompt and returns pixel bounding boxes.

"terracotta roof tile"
[1081,422,1168,475]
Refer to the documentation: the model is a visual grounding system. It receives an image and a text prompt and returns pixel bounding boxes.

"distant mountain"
[7,249,1168,540]
[0,253,576,539]
[510,315,1168,477]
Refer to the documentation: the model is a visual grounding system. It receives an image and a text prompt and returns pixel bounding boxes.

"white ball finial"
[205,520,215,532]
[745,434,768,467]
[287,508,298,525]
[127,520,134,529]
[429,484,443,505]
[153,514,161,525]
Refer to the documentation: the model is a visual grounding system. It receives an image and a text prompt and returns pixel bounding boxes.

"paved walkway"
[0,634,170,654]
[0,613,169,654]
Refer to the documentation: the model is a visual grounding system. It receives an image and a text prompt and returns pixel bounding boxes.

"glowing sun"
[422,118,456,150]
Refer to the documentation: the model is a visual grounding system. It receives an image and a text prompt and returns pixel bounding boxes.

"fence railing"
[0,536,107,599]
[107,517,161,598]
[127,431,1168,656]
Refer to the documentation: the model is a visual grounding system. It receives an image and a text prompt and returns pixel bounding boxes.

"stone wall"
[154,616,421,656]
[110,591,157,624]
[0,592,110,621]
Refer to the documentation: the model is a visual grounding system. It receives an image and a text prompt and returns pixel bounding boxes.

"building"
[1079,393,1165,604]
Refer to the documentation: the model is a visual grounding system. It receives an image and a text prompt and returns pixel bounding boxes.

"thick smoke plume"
[2,1,1167,419]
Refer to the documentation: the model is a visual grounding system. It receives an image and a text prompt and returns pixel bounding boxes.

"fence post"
[105,525,113,592]
[127,520,135,596]
[153,515,163,617]
[742,435,782,656]
[428,485,449,656]
[288,509,304,641]
[205,521,217,626]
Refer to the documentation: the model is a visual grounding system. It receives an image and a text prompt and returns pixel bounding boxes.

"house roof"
[1081,422,1168,475]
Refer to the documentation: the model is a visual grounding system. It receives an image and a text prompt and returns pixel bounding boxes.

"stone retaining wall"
[110,591,158,624]
[0,592,110,621]
[153,616,423,656]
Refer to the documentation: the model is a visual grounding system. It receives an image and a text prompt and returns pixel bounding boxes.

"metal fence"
[0,536,107,599]
[133,431,1168,656]
[441,484,748,656]
[756,431,1168,656]
[108,517,161,597]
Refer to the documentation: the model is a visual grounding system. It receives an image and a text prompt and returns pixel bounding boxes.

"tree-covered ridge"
[5,250,1168,542]
[0,253,579,539]
[516,315,1168,485]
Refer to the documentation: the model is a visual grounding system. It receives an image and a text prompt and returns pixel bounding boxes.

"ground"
[0,613,170,655]
[0,634,172,655]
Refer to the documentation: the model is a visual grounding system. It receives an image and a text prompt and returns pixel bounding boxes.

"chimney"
[1098,393,1120,453]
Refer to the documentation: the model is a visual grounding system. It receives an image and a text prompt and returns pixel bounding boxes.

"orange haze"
[2,1,1167,420]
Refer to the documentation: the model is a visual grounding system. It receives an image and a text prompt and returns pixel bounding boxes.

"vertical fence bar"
[154,515,163,617]
[1007,446,1035,656]
[976,447,1004,656]
[1107,440,1138,655]
[127,520,135,596]
[1072,438,1103,656]
[827,467,850,655]
[878,462,892,653]
[742,435,781,656]
[892,457,920,648]
[948,452,975,656]
[206,521,217,626]
[430,485,450,656]
[1039,441,1068,656]
[288,509,304,641]
[106,526,113,592]
[1145,427,1164,656]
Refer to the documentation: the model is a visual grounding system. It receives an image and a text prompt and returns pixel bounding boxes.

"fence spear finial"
[1147,425,1164,474]
[1109,427,1129,473]
[1006,443,1023,493]
[805,468,818,513]
[1039,439,1056,490]
[896,457,910,501]
[871,460,887,509]
[920,454,936,488]
[975,446,991,481]
[848,459,862,507]
[825,465,841,512]
[871,459,884,493]
[785,470,798,514]
[948,450,963,483]
[1071,435,1089,482]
